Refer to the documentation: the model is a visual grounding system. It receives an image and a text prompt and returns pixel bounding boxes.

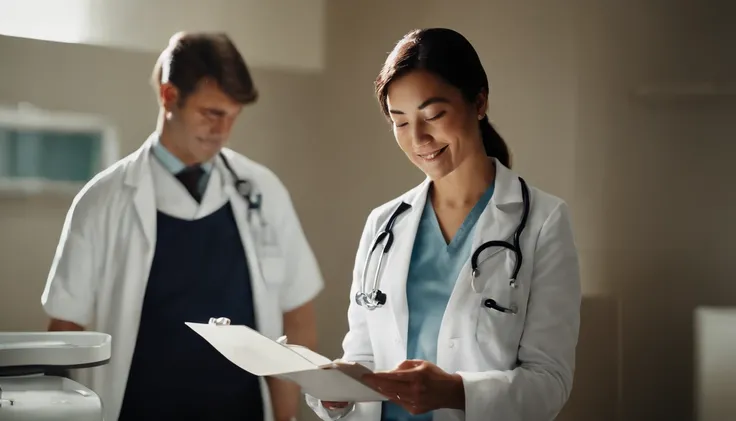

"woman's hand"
[361,360,465,415]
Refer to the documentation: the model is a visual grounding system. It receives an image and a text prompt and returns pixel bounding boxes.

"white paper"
[185,322,387,402]
[280,367,387,402]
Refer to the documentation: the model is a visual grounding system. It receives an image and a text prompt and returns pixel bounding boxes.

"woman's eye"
[394,121,408,128]
[426,111,446,121]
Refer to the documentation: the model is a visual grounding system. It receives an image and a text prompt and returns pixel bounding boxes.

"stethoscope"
[218,152,269,235]
[355,177,530,314]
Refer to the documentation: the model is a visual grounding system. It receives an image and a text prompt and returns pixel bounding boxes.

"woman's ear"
[475,89,489,119]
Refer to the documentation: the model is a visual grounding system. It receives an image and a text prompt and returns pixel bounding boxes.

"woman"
[307,28,581,421]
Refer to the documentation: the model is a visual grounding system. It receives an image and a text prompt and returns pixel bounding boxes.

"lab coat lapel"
[218,157,271,337]
[105,136,158,421]
[438,161,525,346]
[125,135,157,249]
[385,178,431,353]
[228,186,267,320]
[471,160,525,261]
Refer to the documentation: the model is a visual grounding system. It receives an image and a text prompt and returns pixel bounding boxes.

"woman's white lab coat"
[41,135,324,421]
[307,159,581,421]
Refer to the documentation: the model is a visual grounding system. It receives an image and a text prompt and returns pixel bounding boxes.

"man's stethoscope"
[355,177,530,314]
[219,152,274,246]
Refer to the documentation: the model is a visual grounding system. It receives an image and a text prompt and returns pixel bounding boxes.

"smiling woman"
[375,28,511,173]
[306,28,581,421]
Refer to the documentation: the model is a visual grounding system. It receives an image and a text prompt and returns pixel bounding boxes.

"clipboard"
[186,319,387,402]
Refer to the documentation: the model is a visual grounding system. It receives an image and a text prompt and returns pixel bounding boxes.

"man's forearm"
[267,301,318,421]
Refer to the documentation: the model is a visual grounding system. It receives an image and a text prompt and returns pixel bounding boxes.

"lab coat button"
[448,340,455,348]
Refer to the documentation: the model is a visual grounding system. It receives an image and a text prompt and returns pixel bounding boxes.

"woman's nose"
[411,121,432,145]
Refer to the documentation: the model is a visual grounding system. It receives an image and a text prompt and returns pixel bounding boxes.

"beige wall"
[1,1,735,420]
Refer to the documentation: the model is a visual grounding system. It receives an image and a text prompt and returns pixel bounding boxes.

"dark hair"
[152,32,258,105]
[375,28,511,168]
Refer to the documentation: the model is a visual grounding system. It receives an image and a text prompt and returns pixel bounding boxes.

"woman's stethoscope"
[355,177,530,314]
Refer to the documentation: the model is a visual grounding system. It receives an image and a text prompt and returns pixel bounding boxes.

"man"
[41,32,324,421]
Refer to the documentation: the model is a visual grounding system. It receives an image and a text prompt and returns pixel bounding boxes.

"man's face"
[160,79,243,165]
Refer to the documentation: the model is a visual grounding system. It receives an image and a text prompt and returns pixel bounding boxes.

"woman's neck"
[431,155,495,209]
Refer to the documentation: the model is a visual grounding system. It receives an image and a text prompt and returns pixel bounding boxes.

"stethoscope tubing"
[357,177,529,313]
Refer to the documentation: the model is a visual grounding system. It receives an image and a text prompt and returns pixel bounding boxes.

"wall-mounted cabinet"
[0,105,119,196]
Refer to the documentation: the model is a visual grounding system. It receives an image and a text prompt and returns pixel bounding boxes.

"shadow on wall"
[557,295,619,421]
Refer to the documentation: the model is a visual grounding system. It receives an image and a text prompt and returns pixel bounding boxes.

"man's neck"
[157,127,199,167]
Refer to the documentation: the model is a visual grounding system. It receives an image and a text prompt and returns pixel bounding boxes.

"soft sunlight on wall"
[0,0,326,72]
[0,0,93,44]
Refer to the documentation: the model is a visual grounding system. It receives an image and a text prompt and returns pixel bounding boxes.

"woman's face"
[386,69,487,180]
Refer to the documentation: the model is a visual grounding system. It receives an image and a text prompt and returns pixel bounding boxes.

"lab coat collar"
[471,159,526,264]
[122,133,156,189]
[490,159,524,206]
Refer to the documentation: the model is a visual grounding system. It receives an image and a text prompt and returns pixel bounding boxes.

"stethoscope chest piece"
[355,289,387,310]
[234,178,252,198]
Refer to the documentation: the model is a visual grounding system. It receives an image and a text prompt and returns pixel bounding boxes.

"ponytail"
[479,116,511,168]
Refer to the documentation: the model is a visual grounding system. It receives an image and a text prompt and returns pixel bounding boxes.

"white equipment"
[695,307,736,421]
[0,331,111,421]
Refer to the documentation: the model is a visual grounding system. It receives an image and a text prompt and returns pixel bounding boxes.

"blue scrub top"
[381,181,495,421]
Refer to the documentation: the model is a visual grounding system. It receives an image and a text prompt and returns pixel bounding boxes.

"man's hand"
[267,301,318,421]
[361,360,465,415]
[48,319,85,331]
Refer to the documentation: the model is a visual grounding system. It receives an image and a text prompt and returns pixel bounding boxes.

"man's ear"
[159,82,180,111]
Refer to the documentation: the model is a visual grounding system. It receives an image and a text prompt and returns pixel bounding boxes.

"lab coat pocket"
[474,250,527,363]
[257,245,286,289]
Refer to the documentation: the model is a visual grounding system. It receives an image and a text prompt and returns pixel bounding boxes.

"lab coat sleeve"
[305,211,378,420]
[457,201,582,421]
[272,178,325,312]
[41,187,101,327]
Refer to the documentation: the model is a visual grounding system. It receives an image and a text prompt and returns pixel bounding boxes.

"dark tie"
[176,165,205,203]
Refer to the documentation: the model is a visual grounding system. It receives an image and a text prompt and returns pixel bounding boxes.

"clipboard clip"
[207,317,289,348]
[208,317,231,326]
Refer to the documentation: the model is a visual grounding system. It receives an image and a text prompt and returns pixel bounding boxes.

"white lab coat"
[306,159,581,421]
[41,135,325,421]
